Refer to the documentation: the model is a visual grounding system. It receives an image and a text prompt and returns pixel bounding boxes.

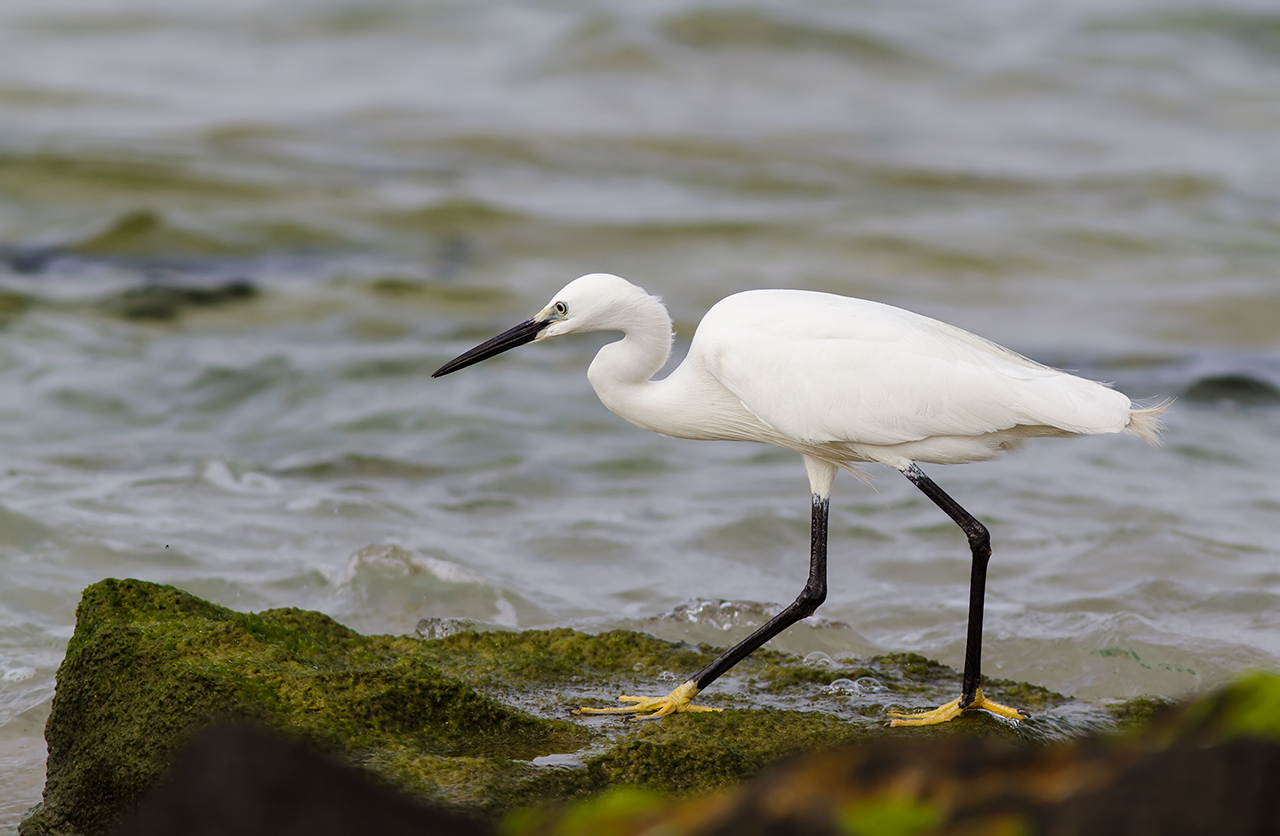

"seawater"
[2,0,1280,827]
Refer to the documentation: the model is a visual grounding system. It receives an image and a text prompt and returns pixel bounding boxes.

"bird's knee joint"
[798,585,826,614]
[966,523,990,557]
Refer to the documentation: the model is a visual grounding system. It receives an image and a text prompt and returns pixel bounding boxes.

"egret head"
[432,273,658,377]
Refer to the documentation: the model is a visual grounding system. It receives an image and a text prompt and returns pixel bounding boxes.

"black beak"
[432,317,551,378]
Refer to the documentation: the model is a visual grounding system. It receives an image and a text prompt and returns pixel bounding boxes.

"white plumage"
[541,274,1159,469]
[433,272,1166,723]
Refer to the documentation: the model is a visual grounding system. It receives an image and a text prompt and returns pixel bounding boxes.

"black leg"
[576,493,832,717]
[901,464,990,709]
[691,493,830,691]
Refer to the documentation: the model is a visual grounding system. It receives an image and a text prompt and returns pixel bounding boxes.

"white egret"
[433,273,1166,725]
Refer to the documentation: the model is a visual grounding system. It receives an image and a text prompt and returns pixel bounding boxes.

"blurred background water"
[2,0,1280,825]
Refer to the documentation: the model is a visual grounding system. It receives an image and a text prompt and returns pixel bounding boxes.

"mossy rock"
[508,672,1280,836]
[21,579,1139,835]
[1148,669,1280,745]
[22,579,586,835]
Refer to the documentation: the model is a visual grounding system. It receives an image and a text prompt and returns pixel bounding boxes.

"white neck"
[585,292,676,433]
[578,282,770,443]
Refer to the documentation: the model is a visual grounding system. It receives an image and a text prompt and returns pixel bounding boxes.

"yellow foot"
[887,688,1027,727]
[573,680,722,720]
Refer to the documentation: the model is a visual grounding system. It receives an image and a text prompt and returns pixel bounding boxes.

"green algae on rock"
[1149,669,1280,745]
[513,709,883,809]
[505,672,1280,836]
[22,578,1144,836]
[20,579,588,836]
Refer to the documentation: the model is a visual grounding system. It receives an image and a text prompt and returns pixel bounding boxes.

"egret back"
[692,290,1135,457]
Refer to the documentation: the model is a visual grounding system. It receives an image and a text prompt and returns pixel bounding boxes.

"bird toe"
[887,689,1025,727]
[573,680,721,719]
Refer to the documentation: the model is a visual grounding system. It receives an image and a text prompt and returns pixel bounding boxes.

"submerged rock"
[1182,373,1280,406]
[101,278,257,321]
[20,578,1152,835]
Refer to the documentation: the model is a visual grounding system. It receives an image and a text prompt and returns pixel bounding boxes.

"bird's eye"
[554,301,568,316]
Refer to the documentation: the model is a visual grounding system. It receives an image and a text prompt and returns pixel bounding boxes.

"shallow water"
[3,0,1280,827]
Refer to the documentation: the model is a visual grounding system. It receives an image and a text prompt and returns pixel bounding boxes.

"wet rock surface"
[20,578,1277,835]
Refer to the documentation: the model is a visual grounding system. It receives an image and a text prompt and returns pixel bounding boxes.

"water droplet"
[853,676,883,693]
[657,670,678,682]
[820,678,856,694]
[803,651,834,668]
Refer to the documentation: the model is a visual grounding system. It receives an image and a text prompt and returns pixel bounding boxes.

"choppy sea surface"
[3,0,1280,826]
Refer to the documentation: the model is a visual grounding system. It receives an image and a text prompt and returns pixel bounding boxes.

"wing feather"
[694,291,1130,446]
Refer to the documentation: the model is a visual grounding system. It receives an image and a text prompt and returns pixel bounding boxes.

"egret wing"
[695,291,1129,446]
